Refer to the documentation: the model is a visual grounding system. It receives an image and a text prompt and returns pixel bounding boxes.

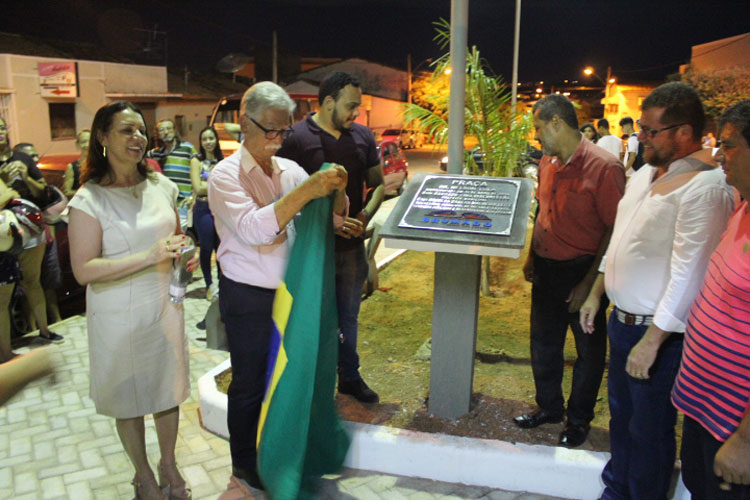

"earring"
[103,146,107,158]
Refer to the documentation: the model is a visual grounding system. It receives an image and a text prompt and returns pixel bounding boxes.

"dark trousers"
[335,243,369,382]
[219,274,275,472]
[681,415,750,500]
[601,313,683,500]
[193,199,220,287]
[529,254,608,424]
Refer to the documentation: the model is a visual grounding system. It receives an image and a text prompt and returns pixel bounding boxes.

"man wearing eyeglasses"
[146,118,197,200]
[208,81,348,490]
[278,71,384,404]
[579,82,735,500]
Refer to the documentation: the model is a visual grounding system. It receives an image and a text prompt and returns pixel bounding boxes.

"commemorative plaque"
[398,175,521,236]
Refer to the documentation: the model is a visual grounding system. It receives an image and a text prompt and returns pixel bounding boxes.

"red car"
[378,139,408,196]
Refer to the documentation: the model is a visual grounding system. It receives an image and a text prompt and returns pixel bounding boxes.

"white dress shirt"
[601,153,735,332]
[596,135,624,162]
[208,145,309,290]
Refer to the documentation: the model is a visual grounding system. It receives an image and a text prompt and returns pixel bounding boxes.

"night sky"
[5,0,750,83]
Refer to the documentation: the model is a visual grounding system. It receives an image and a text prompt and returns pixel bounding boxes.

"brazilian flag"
[257,168,351,499]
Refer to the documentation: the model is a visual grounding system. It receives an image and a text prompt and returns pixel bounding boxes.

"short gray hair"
[240,81,296,120]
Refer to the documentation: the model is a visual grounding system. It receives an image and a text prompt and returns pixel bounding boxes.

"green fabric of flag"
[258,170,350,500]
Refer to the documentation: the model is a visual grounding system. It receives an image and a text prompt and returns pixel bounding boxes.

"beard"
[331,108,351,132]
[644,141,678,167]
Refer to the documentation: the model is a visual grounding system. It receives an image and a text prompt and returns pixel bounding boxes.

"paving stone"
[79,449,104,468]
[0,453,32,469]
[13,471,37,494]
[65,480,94,500]
[33,441,55,460]
[0,272,575,500]
[40,476,66,499]
[9,436,32,456]
[12,423,50,439]
[6,408,26,424]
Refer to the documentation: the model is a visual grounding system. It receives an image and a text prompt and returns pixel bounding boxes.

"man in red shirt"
[514,95,625,447]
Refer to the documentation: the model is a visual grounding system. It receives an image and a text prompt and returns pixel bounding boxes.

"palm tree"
[403,19,533,295]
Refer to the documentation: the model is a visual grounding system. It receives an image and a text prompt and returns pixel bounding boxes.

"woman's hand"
[152,234,189,264]
[184,253,200,273]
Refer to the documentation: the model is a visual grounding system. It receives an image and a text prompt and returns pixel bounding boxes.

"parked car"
[379,128,402,144]
[378,139,408,196]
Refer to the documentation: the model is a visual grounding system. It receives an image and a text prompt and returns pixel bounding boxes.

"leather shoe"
[559,422,590,448]
[513,408,563,429]
[339,376,379,403]
[232,466,264,491]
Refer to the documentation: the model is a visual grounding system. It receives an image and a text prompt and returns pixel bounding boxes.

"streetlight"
[583,66,615,87]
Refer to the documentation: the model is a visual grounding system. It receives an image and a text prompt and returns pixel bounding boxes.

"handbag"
[38,185,69,224]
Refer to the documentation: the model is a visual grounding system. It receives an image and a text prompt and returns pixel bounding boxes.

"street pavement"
[0,254,569,500]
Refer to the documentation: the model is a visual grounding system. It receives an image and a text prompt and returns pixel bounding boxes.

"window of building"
[49,103,76,140]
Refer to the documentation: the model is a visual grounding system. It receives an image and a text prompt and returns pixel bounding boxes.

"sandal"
[158,460,192,500]
[132,475,167,500]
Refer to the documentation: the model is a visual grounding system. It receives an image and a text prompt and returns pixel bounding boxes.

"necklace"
[108,178,141,198]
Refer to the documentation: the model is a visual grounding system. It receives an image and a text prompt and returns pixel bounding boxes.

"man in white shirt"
[619,116,643,176]
[579,82,735,500]
[596,119,624,163]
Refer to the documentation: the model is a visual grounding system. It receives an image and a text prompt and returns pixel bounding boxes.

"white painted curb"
[198,361,692,499]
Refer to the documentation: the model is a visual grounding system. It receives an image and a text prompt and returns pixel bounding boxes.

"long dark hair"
[81,101,152,185]
[198,126,224,162]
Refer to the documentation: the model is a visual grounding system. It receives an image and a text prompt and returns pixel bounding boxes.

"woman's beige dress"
[68,173,189,418]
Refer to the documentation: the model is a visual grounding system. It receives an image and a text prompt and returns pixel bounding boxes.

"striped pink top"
[672,201,750,441]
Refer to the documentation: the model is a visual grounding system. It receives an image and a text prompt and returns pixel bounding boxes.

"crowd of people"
[523,84,750,500]
[1,71,748,500]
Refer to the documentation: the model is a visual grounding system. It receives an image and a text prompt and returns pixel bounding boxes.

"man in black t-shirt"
[278,71,384,403]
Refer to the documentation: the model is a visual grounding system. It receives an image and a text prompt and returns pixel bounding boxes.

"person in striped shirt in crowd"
[146,118,197,200]
[671,99,750,499]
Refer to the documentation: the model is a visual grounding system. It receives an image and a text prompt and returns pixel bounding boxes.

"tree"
[403,20,532,179]
[682,65,750,122]
[402,19,533,296]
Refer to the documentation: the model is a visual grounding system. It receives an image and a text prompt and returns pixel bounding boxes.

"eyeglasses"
[249,117,294,140]
[636,120,686,140]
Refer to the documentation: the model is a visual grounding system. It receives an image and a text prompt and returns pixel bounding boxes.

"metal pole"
[272,31,278,83]
[446,0,468,175]
[511,0,521,109]
[430,0,477,420]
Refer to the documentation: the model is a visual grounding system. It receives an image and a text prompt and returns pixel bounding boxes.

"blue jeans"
[193,199,220,287]
[601,312,683,500]
[335,243,368,382]
[219,275,275,472]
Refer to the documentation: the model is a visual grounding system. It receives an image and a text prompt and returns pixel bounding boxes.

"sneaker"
[196,318,206,330]
[39,331,64,344]
[338,376,379,403]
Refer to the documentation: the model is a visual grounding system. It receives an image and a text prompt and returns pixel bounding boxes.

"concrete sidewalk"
[0,269,568,500]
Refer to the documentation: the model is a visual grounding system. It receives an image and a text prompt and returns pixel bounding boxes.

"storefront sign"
[39,62,78,98]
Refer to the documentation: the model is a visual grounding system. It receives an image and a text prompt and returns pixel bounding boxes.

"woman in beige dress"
[68,101,198,500]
